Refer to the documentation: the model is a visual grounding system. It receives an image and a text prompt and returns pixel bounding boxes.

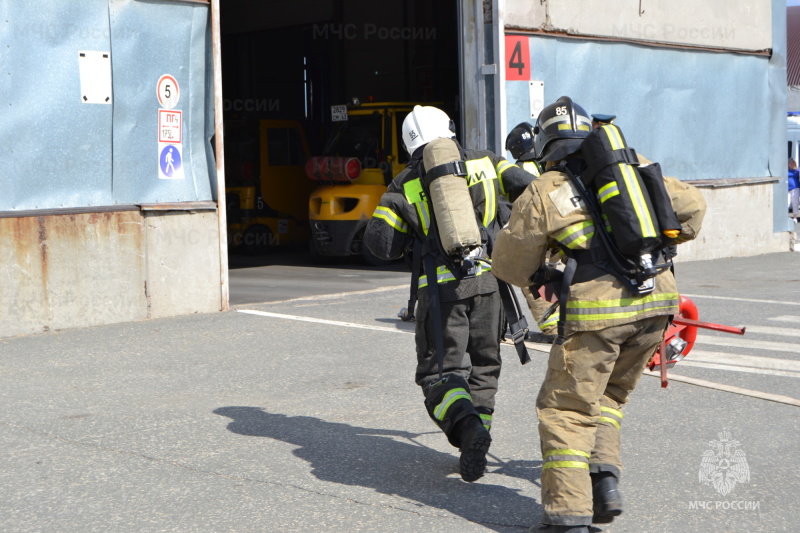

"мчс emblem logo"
[699,428,750,496]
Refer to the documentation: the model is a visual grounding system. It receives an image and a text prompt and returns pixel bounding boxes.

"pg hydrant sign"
[156,74,184,180]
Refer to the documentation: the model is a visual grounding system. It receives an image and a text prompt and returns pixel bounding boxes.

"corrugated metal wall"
[499,0,789,259]
[504,37,772,181]
[0,0,224,339]
[0,0,215,211]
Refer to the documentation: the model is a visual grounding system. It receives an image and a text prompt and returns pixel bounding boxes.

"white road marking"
[678,361,800,379]
[693,335,798,354]
[681,293,800,306]
[768,315,800,323]
[238,309,800,405]
[237,309,414,335]
[736,324,800,338]
[643,370,800,407]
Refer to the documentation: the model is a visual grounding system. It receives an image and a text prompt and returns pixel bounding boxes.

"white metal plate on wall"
[529,81,544,120]
[78,51,112,104]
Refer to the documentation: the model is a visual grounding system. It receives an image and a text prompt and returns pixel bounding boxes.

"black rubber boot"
[529,524,590,533]
[455,415,491,482]
[591,471,623,524]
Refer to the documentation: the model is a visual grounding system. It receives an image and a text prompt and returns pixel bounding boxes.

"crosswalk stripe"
[768,315,800,323]
[681,293,800,306]
[687,350,800,372]
[737,325,800,338]
[679,361,800,379]
[693,336,798,354]
[643,370,800,407]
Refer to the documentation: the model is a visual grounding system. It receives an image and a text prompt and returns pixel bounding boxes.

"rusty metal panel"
[0,0,215,212]
[0,212,147,337]
[504,0,772,53]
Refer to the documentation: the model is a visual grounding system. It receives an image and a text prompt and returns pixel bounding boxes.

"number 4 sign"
[505,35,530,81]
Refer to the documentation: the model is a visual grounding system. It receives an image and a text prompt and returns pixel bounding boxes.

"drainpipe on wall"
[493,0,506,155]
[211,0,230,311]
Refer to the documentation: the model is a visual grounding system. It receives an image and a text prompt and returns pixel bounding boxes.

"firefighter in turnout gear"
[505,122,559,344]
[492,97,706,532]
[363,106,534,482]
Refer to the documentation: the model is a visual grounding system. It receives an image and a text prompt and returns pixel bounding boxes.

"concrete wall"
[0,208,222,339]
[504,0,772,52]
[675,181,790,263]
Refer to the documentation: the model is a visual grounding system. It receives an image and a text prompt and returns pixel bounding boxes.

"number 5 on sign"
[505,35,530,81]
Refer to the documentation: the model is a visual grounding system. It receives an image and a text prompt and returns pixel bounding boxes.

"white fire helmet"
[401,105,455,156]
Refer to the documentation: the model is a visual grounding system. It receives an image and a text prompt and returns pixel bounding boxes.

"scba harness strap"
[403,154,531,373]
[551,162,676,342]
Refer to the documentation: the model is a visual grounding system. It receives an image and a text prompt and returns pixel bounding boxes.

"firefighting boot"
[529,524,590,533]
[455,415,491,482]
[591,471,623,524]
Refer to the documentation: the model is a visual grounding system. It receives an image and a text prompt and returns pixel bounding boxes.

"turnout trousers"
[536,315,669,526]
[414,289,505,448]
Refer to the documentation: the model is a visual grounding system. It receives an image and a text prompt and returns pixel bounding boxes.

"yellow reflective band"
[566,292,679,322]
[416,201,430,236]
[600,406,624,419]
[521,161,540,177]
[555,220,593,242]
[540,316,558,328]
[482,178,496,227]
[496,159,514,175]
[602,124,625,150]
[598,181,620,204]
[403,178,425,204]
[568,292,679,309]
[556,220,595,249]
[465,157,497,186]
[566,305,677,322]
[372,206,408,233]
[543,461,591,470]
[417,262,491,289]
[544,449,591,458]
[619,163,657,238]
[598,416,621,430]
[465,157,498,227]
[578,124,591,131]
[434,388,472,420]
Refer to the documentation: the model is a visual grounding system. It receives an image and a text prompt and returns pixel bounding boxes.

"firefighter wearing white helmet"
[492,96,707,532]
[364,106,535,482]
[401,105,456,156]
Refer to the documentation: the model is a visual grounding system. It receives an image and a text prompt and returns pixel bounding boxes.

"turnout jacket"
[363,148,534,302]
[491,164,706,333]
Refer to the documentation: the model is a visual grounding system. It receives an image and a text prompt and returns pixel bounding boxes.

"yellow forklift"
[307,100,433,265]
[225,119,317,254]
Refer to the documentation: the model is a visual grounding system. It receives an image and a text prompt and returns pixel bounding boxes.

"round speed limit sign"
[157,74,180,109]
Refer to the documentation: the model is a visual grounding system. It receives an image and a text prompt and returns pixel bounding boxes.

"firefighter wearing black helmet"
[492,96,706,532]
[504,122,558,344]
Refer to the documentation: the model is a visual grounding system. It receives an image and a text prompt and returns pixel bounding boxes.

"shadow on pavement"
[214,406,542,531]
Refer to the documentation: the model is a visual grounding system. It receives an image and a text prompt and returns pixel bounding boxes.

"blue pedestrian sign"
[159,144,184,180]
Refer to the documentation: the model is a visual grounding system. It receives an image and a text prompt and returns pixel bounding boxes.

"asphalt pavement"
[1,249,799,532]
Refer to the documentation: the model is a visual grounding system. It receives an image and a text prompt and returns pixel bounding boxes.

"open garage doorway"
[219,0,460,264]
